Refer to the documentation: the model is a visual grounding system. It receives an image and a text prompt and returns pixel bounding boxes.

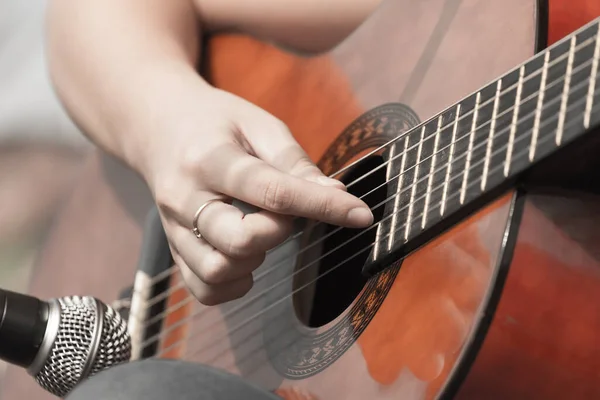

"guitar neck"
[364,17,600,276]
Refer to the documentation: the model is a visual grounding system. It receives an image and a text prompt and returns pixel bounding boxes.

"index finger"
[203,145,373,228]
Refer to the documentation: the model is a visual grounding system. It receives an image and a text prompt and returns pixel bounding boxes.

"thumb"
[241,115,346,190]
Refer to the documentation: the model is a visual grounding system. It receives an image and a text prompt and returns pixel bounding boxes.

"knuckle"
[227,239,252,258]
[271,118,291,135]
[305,194,334,221]
[154,181,181,216]
[315,196,334,218]
[289,154,318,177]
[180,146,211,180]
[226,228,254,258]
[198,252,229,285]
[179,266,212,304]
[261,180,295,212]
[154,181,194,227]
[179,262,232,306]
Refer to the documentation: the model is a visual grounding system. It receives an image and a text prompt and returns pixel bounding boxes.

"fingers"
[240,116,346,190]
[167,196,293,305]
[189,198,293,259]
[176,252,254,306]
[153,99,376,307]
[202,145,374,228]
[174,225,266,285]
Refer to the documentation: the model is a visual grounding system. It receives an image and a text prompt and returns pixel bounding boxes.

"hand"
[141,82,374,306]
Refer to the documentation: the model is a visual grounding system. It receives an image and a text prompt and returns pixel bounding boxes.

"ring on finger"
[192,197,227,239]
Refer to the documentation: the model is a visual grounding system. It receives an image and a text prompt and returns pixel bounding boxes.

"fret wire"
[460,92,481,204]
[375,142,396,257]
[556,36,577,145]
[327,53,595,263]
[401,69,600,244]
[387,136,409,250]
[504,66,525,176]
[482,80,502,189]
[441,104,461,215]
[327,24,599,191]
[530,52,550,160]
[422,115,443,228]
[394,49,591,233]
[374,141,402,259]
[584,26,600,128]
[404,125,426,241]
[387,91,596,253]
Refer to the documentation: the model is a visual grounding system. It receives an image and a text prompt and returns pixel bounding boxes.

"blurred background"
[0,1,91,394]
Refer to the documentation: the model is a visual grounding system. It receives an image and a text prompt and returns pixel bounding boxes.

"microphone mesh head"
[33,296,132,397]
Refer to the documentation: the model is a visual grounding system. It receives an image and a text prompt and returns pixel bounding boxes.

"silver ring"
[192,198,224,239]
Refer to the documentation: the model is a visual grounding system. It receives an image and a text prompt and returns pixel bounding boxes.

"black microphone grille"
[29,296,132,397]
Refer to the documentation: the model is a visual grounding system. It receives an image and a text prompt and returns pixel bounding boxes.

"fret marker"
[482,80,501,191]
[460,92,481,204]
[405,125,426,241]
[556,36,576,145]
[584,26,600,129]
[505,66,525,177]
[530,52,549,161]
[441,104,461,215]
[422,115,442,229]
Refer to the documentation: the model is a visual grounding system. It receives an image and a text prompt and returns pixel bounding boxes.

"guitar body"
[4,0,600,399]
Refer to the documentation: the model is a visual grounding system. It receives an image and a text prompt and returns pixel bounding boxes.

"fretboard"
[365,17,600,276]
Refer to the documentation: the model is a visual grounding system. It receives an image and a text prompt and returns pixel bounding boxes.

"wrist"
[117,62,214,181]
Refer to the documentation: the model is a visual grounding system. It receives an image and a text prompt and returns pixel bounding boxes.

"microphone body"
[0,289,50,368]
[0,289,132,398]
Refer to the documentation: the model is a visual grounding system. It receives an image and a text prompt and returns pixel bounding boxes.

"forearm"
[46,0,202,172]
[196,0,381,53]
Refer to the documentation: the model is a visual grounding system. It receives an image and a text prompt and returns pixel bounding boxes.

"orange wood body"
[3,0,600,399]
[454,194,600,399]
[548,0,600,45]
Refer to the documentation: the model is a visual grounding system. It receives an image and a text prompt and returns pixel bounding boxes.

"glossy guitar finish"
[4,0,600,399]
[456,193,600,399]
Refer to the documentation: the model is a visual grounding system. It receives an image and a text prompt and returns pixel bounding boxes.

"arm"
[46,0,379,172]
[46,0,201,173]
[196,0,381,53]
[46,0,374,306]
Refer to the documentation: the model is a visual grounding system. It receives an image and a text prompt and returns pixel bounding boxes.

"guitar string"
[179,97,597,366]
[208,222,496,371]
[123,32,598,318]
[124,53,598,336]
[173,94,600,363]
[124,31,599,317]
[130,46,599,335]
[152,79,600,357]
[132,57,600,354]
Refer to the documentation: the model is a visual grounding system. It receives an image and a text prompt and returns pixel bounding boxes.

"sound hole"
[293,155,388,328]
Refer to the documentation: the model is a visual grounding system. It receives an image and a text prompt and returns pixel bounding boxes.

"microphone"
[0,289,132,397]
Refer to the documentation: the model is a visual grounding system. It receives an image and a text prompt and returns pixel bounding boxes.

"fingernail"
[346,207,374,227]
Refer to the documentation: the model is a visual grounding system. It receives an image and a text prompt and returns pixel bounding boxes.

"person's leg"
[66,359,281,400]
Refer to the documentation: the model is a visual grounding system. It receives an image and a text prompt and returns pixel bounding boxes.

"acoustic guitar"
[4,0,600,398]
